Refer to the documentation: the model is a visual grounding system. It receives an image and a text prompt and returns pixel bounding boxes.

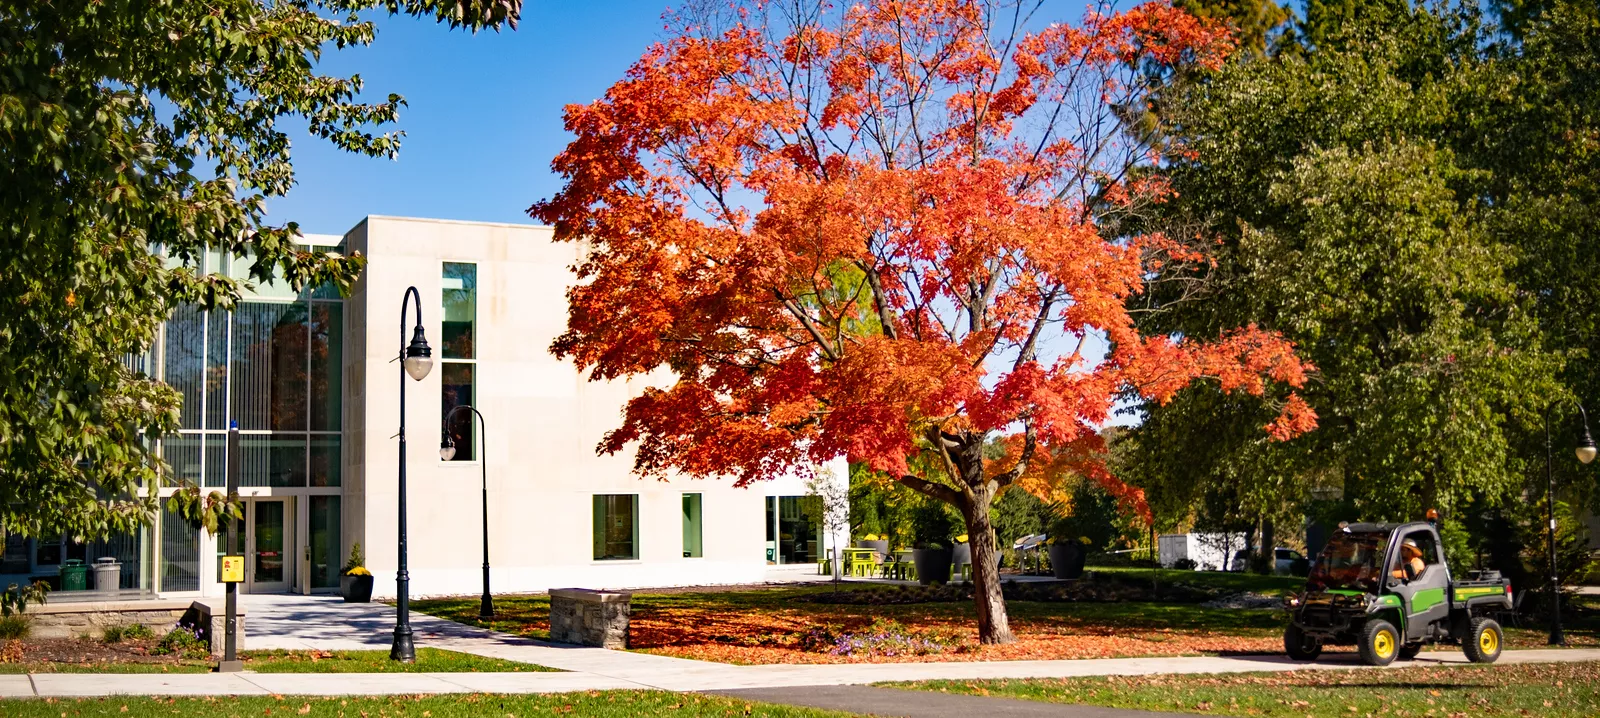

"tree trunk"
[961,484,1015,644]
[1260,517,1275,571]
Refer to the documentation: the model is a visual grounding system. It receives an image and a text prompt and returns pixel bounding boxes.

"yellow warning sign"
[220,555,245,583]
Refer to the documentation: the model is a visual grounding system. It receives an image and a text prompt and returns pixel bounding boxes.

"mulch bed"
[0,637,198,670]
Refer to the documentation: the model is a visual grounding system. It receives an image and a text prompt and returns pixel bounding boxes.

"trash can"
[59,559,88,591]
[93,557,122,594]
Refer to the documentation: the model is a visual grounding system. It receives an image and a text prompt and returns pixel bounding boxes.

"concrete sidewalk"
[3,648,1598,698]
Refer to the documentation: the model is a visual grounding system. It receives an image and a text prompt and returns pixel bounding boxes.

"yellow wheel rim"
[1480,627,1499,654]
[1374,629,1396,659]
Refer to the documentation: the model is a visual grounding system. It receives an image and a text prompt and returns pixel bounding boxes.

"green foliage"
[1129,8,1559,536]
[1437,517,1476,577]
[991,486,1054,547]
[0,615,30,639]
[1047,484,1121,552]
[1,580,49,617]
[153,627,209,661]
[0,0,518,542]
[907,496,958,550]
[103,622,154,644]
[342,542,366,575]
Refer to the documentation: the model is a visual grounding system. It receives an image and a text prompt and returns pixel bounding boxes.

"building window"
[593,494,639,561]
[160,505,200,592]
[309,496,343,590]
[159,246,343,490]
[442,262,477,461]
[682,494,703,558]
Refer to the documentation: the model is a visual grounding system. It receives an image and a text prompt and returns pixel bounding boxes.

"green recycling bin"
[59,559,88,591]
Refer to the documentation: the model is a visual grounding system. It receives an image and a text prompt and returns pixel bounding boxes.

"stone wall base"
[24,599,246,656]
[548,588,630,649]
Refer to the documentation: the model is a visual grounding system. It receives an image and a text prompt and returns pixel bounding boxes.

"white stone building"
[0,216,847,599]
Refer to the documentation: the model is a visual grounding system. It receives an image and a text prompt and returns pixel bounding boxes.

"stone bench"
[548,588,630,649]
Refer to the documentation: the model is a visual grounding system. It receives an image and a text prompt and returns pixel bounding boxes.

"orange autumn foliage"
[532,0,1314,512]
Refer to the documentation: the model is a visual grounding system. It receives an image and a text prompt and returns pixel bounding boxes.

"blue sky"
[271,0,1138,424]
[267,1,675,234]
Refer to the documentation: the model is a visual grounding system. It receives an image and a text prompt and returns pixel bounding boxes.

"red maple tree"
[532,0,1315,644]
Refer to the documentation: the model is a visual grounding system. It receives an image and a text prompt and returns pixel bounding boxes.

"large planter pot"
[912,548,953,585]
[854,539,889,558]
[950,543,971,570]
[341,573,374,603]
[1048,543,1086,580]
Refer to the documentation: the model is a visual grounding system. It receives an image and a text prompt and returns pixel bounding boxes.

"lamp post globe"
[440,438,456,461]
[403,326,433,381]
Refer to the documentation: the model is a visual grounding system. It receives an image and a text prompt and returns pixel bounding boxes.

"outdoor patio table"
[843,548,879,577]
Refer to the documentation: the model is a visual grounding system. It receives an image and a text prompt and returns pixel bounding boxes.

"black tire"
[1358,619,1400,666]
[1463,618,1502,664]
[1285,623,1322,661]
[1398,643,1423,661]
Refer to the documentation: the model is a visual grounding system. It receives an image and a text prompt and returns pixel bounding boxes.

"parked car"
[1229,547,1308,575]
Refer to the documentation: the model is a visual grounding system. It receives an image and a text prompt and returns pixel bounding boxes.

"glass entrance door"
[248,499,290,593]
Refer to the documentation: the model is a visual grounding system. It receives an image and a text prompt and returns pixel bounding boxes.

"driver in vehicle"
[1391,538,1426,580]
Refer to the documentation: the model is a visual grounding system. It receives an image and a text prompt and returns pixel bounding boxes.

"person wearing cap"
[1391,538,1426,580]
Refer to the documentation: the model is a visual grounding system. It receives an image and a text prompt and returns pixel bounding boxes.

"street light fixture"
[441,405,494,621]
[392,286,432,663]
[1542,401,1594,647]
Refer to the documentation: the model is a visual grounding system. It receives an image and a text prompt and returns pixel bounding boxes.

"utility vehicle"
[1284,517,1512,666]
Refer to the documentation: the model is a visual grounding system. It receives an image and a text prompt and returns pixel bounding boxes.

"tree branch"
[896,473,964,506]
[992,421,1036,489]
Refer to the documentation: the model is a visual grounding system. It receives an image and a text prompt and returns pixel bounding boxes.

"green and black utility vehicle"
[1284,518,1513,666]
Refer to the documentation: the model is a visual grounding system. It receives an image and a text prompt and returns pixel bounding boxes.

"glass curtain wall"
[156,246,344,592]
[161,270,342,489]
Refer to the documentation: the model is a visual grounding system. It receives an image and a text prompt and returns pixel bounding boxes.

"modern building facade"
[2,216,845,600]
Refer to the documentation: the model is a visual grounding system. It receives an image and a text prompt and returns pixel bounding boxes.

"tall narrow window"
[593,494,639,560]
[442,263,476,461]
[682,494,703,558]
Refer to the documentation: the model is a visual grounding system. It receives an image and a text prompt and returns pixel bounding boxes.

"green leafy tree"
[1174,0,1292,56]
[0,0,519,543]
[1128,12,1560,531]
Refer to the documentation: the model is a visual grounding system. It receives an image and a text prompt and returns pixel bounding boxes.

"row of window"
[593,494,826,564]
[593,494,705,560]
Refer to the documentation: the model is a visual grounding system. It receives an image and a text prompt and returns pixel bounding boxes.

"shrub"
[0,615,30,640]
[343,542,369,576]
[1172,558,1198,571]
[799,619,963,658]
[153,626,209,660]
[123,622,155,640]
[103,623,154,643]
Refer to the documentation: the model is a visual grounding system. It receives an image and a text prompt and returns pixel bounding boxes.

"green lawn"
[888,660,1600,717]
[0,648,554,674]
[1,692,850,717]
[1086,566,1305,595]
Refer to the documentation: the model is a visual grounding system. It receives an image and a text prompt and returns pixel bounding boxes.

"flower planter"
[912,548,953,585]
[1048,543,1086,580]
[341,573,374,603]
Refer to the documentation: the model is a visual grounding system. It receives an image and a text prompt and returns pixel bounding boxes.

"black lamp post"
[392,286,432,663]
[1542,401,1595,646]
[441,404,493,620]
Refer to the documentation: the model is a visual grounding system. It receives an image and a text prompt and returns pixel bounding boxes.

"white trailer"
[1158,533,1248,571]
